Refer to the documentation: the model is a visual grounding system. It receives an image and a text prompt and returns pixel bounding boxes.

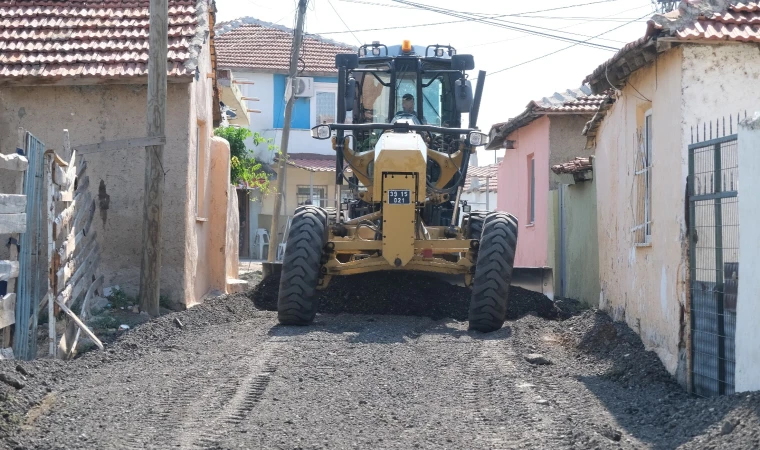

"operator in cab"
[396,93,426,124]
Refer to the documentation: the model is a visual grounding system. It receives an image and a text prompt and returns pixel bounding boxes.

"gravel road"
[1,276,758,450]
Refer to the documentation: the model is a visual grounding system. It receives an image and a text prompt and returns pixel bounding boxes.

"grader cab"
[276,41,519,332]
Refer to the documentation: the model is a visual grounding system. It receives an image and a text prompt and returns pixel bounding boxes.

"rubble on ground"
[251,272,565,321]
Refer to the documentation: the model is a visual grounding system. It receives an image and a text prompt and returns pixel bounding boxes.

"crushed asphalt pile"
[0,280,758,448]
[251,271,566,321]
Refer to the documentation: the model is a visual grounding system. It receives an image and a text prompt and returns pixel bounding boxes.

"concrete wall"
[230,71,337,163]
[735,112,760,393]
[497,116,550,267]
[548,115,594,190]
[594,43,760,384]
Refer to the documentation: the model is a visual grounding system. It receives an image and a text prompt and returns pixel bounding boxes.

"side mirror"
[311,124,332,140]
[336,54,359,70]
[467,131,489,147]
[462,204,472,213]
[451,54,475,71]
[345,77,357,112]
[455,78,473,113]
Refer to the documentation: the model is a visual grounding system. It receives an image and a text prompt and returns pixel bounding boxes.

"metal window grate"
[688,134,739,397]
[633,113,653,245]
[315,92,336,125]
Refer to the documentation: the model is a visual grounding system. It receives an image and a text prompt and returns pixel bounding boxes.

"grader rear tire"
[277,206,328,326]
[468,212,518,332]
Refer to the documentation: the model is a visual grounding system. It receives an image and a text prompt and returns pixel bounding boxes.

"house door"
[237,190,249,258]
[688,134,739,396]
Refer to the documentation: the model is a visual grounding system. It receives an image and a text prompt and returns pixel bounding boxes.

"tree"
[213,126,275,196]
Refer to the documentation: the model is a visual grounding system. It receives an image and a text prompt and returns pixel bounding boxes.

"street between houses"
[0,274,758,450]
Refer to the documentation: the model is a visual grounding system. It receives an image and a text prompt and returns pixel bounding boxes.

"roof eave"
[217,65,339,77]
[0,74,194,88]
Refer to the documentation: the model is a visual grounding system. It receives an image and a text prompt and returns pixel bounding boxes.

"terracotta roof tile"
[551,157,593,175]
[586,1,760,93]
[275,152,352,173]
[215,18,355,74]
[0,0,210,83]
[487,85,604,150]
[463,164,498,193]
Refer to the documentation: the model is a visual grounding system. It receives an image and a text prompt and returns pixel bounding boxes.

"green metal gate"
[688,134,739,397]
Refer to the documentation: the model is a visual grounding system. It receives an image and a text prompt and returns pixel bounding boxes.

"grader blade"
[511,267,554,301]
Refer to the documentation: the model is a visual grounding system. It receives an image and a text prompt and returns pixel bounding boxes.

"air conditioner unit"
[294,77,314,97]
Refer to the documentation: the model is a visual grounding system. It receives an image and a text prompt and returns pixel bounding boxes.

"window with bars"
[297,185,327,207]
[315,91,337,125]
[634,109,653,245]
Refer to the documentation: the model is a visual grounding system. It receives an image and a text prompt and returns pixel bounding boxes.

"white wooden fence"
[1,128,104,360]
[0,129,29,350]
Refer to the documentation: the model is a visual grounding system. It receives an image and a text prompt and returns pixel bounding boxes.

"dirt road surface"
[1,274,758,449]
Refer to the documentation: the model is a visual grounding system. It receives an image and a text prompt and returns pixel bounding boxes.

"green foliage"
[214,126,276,196]
[106,288,133,309]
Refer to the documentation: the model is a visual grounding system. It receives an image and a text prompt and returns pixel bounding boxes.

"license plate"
[388,189,411,204]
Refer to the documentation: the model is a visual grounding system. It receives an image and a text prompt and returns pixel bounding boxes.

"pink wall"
[496,116,550,267]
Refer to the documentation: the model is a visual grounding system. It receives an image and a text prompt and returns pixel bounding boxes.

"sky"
[214,0,660,165]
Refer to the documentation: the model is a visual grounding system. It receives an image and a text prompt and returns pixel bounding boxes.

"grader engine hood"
[373,132,428,267]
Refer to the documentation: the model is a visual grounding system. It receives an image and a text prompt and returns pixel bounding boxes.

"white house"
[214,18,355,258]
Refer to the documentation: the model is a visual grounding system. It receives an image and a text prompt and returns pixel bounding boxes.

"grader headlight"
[311,124,332,140]
[467,131,489,147]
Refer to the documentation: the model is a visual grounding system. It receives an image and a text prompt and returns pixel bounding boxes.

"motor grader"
[276,40,518,332]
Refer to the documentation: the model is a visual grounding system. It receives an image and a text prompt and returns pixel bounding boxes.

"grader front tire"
[277,206,328,326]
[468,212,518,332]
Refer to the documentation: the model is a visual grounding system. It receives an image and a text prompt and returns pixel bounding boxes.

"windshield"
[349,64,459,152]
[357,72,390,124]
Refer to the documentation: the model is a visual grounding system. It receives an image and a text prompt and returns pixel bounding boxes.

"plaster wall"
[548,114,595,190]
[497,116,550,267]
[594,47,686,381]
[0,83,193,306]
[188,37,219,306]
[735,113,760,393]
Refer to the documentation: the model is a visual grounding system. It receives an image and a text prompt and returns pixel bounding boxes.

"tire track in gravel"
[462,335,566,449]
[186,344,283,449]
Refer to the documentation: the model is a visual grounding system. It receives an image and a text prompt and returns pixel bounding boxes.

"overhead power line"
[338,0,627,17]
[460,3,653,50]
[388,0,619,51]
[326,0,362,45]
[487,11,654,76]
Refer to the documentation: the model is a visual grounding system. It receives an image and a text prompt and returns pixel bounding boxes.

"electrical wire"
[487,11,654,76]
[388,0,619,51]
[326,0,363,45]
[339,0,628,17]
[316,0,636,47]
[460,3,652,50]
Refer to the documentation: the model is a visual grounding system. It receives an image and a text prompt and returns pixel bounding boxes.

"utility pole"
[268,0,309,263]
[139,0,168,317]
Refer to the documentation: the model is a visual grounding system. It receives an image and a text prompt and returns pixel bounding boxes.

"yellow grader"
[275,40,518,332]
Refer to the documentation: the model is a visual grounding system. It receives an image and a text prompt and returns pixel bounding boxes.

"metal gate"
[688,134,739,396]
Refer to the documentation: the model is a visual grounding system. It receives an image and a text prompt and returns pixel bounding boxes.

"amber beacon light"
[402,40,412,53]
